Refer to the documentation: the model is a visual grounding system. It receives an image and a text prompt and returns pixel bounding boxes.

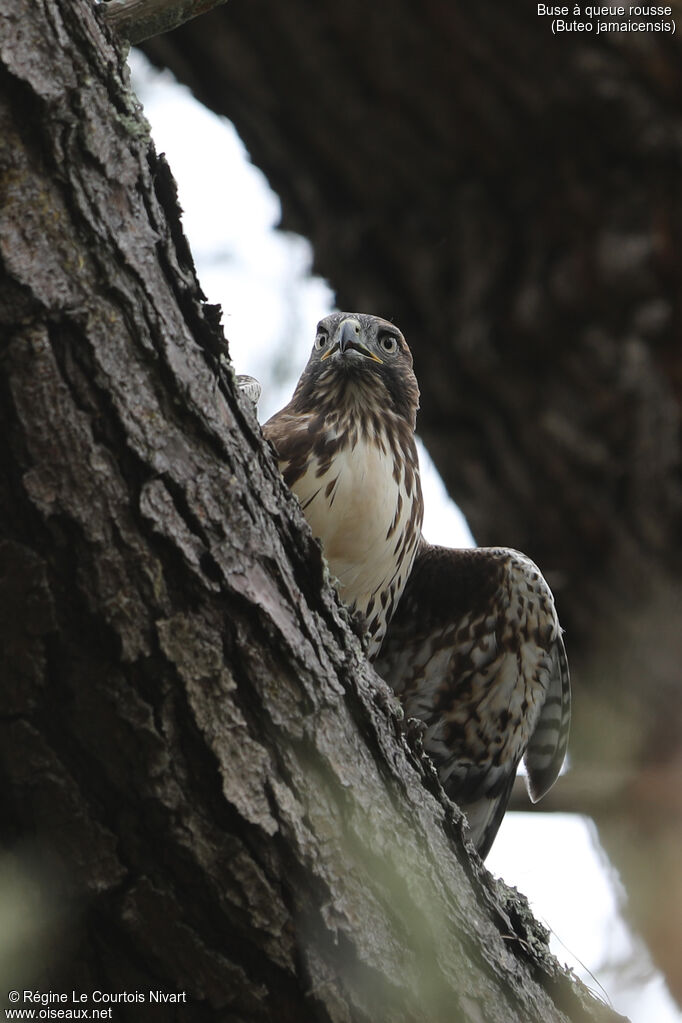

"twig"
[97,0,229,45]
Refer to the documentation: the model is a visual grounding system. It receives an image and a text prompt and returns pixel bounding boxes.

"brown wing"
[375,541,570,859]
[262,406,315,490]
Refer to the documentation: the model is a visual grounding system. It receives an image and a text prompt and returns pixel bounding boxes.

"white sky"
[128,51,680,1023]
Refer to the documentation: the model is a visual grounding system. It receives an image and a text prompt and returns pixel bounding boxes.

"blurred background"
[126,4,681,1016]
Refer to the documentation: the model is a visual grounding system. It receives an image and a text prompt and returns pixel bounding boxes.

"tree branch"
[97,0,229,44]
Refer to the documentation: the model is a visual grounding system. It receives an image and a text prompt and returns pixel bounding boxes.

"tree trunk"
[139,4,682,1002]
[0,1,628,1020]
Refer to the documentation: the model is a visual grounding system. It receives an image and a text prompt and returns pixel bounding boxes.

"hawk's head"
[289,312,420,429]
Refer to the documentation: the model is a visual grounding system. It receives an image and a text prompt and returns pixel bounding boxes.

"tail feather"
[524,632,571,803]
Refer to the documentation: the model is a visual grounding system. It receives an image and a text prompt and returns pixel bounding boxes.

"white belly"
[290,435,416,621]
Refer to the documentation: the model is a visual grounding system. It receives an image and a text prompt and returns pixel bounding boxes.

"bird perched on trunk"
[263,312,424,661]
[263,312,570,858]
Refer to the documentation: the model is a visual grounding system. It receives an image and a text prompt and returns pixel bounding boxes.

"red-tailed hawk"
[263,312,570,858]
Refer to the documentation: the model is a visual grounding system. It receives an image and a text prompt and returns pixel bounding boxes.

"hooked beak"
[320,317,383,363]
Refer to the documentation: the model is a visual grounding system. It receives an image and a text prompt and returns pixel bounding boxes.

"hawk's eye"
[379,335,398,354]
[314,333,328,351]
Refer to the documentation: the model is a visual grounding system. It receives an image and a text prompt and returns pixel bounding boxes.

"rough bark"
[138,4,682,1002]
[0,1,629,1020]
